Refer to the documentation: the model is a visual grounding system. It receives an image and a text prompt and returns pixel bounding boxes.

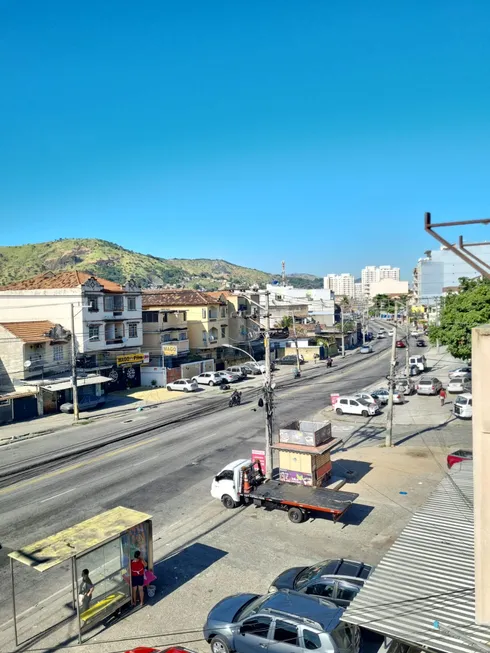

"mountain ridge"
[0,239,323,290]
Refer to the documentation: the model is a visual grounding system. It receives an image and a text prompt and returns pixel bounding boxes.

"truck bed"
[248,480,358,517]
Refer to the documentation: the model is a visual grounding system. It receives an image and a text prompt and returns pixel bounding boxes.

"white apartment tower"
[324,273,355,298]
[361,265,400,296]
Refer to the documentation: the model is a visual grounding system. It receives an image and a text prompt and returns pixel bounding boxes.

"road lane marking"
[40,488,75,503]
[0,436,158,497]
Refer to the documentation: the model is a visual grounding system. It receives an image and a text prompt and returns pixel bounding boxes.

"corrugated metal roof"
[342,463,490,653]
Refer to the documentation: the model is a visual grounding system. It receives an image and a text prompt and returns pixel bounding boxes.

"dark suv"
[269,558,372,607]
[204,589,361,653]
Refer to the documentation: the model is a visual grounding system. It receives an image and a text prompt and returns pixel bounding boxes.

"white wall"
[369,279,409,297]
[140,366,167,387]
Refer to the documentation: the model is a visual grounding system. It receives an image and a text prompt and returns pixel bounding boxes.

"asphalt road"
[0,333,396,625]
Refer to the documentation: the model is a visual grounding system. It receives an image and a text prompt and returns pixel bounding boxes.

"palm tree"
[276,315,293,329]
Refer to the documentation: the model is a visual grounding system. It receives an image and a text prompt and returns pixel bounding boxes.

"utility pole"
[405,298,410,379]
[435,297,441,353]
[263,291,274,479]
[385,301,398,447]
[70,303,80,422]
[341,304,346,357]
[290,311,301,371]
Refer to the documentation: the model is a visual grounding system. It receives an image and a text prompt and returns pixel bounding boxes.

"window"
[349,400,359,406]
[240,617,272,638]
[128,323,138,338]
[221,325,226,339]
[87,295,99,312]
[142,311,158,323]
[339,399,348,405]
[163,333,171,342]
[202,308,207,319]
[53,345,64,362]
[272,620,299,647]
[88,324,100,341]
[202,330,207,344]
[303,630,321,650]
[104,295,124,311]
[127,296,136,311]
[162,312,168,323]
[336,584,358,603]
[306,581,334,598]
[179,331,187,341]
[221,307,226,317]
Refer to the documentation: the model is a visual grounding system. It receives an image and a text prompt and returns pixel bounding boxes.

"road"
[0,335,394,626]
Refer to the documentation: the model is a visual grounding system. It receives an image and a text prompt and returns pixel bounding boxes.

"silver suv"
[416,376,443,395]
[203,589,361,653]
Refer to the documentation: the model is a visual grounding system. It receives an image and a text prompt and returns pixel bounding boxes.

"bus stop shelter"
[9,506,153,647]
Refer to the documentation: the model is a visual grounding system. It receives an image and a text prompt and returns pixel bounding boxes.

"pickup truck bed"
[247,479,358,522]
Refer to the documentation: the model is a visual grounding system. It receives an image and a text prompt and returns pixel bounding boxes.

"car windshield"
[294,560,339,589]
[234,594,271,622]
[456,396,468,405]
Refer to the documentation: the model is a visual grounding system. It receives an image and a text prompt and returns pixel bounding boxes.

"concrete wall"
[369,279,409,298]
[284,346,323,361]
[140,366,167,387]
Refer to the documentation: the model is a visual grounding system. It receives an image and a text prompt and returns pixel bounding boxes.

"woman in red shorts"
[130,550,147,606]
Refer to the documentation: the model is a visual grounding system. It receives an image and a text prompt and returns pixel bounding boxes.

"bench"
[80,591,128,626]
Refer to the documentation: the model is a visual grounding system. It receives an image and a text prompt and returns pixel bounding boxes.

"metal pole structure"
[341,305,345,358]
[74,555,82,645]
[70,303,80,422]
[385,302,398,447]
[405,299,410,379]
[435,297,441,354]
[264,291,274,479]
[10,557,18,648]
[290,311,301,372]
[71,554,77,611]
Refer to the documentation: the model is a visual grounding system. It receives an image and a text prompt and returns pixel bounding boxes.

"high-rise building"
[361,265,400,296]
[324,273,355,298]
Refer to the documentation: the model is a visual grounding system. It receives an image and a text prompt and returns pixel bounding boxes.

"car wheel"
[362,410,369,417]
[288,507,305,524]
[221,494,236,509]
[209,380,214,386]
[166,386,172,391]
[211,636,231,653]
[184,387,189,392]
[336,408,343,415]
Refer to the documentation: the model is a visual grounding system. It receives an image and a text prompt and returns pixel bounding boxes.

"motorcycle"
[327,358,333,368]
[228,391,242,407]
[220,383,231,391]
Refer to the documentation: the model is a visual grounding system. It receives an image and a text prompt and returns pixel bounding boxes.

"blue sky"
[1,0,490,279]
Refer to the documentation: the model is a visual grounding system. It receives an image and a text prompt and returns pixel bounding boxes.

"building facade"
[0,271,144,392]
[368,278,409,298]
[323,273,355,298]
[264,285,336,327]
[361,265,400,297]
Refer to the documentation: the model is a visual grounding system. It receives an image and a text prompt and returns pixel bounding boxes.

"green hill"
[0,239,323,289]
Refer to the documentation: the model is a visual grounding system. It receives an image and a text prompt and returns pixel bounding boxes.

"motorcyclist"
[327,356,333,368]
[229,389,241,406]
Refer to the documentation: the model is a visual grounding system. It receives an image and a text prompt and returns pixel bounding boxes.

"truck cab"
[211,459,251,507]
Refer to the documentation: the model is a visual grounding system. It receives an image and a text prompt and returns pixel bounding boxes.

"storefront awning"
[41,375,112,392]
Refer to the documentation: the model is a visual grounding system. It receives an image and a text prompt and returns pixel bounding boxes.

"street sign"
[330,393,340,407]
[252,449,266,476]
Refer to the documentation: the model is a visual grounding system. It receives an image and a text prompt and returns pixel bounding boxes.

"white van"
[409,355,426,372]
[453,393,472,419]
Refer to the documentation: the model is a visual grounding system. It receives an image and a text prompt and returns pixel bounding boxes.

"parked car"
[166,378,199,392]
[447,376,471,394]
[334,396,378,417]
[410,330,421,337]
[269,559,373,607]
[203,589,361,653]
[216,371,240,384]
[371,387,404,404]
[416,376,443,395]
[242,363,263,375]
[359,345,372,354]
[447,448,473,468]
[192,372,224,386]
[395,378,415,396]
[453,393,473,419]
[395,340,406,348]
[448,366,472,380]
[226,366,249,380]
[354,392,380,406]
[388,330,394,336]
[276,355,305,365]
[409,355,426,372]
[376,333,384,340]
[416,339,426,347]
[60,394,106,413]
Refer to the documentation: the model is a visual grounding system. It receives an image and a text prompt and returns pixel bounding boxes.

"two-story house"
[0,271,143,392]
[142,290,229,362]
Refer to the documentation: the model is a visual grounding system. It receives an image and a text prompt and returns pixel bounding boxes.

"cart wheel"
[221,494,236,509]
[288,507,305,524]
[336,408,343,415]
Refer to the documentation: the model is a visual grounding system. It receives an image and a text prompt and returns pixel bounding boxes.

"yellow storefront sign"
[162,345,178,356]
[116,353,144,366]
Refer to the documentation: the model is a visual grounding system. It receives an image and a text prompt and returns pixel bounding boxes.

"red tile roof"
[0,271,123,292]
[142,289,225,307]
[0,320,59,343]
[207,291,235,299]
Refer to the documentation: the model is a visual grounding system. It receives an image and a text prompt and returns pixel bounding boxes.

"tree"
[428,278,490,360]
[276,315,293,329]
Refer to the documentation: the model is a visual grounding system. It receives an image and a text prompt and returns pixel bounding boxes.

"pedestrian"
[439,387,447,406]
[78,569,94,614]
[131,550,147,607]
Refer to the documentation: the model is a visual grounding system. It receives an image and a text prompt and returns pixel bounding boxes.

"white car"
[453,393,472,419]
[334,395,378,417]
[215,371,240,383]
[355,392,380,406]
[360,345,372,354]
[371,388,404,404]
[166,378,199,392]
[448,366,472,380]
[192,372,223,386]
[447,376,471,394]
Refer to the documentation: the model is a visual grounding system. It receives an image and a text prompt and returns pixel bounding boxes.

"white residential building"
[361,265,400,296]
[249,285,336,327]
[0,271,144,394]
[369,278,409,298]
[323,273,355,298]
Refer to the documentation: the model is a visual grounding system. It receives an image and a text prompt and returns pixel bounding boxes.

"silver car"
[203,589,361,653]
[416,376,443,395]
[447,376,471,394]
[166,378,199,392]
[448,366,471,380]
